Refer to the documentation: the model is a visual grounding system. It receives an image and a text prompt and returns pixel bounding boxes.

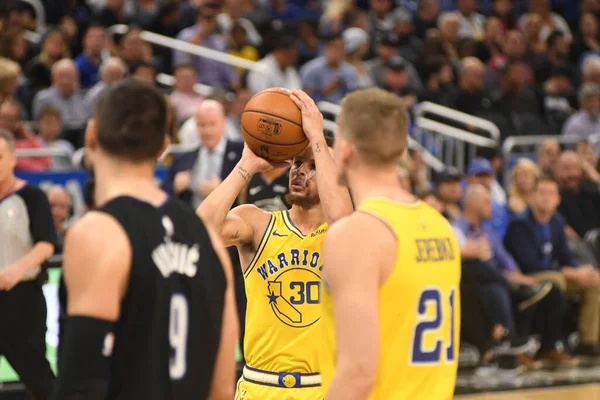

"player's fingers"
[290,94,306,111]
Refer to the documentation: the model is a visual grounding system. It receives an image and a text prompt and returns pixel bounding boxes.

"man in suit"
[504,175,600,357]
[164,100,243,208]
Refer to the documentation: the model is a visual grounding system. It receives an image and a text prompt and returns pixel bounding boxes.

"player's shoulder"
[326,212,396,252]
[67,211,129,247]
[230,203,272,224]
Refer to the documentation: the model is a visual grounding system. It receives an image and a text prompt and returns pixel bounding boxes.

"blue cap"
[466,158,494,176]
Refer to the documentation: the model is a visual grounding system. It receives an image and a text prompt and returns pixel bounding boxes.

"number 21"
[410,288,456,365]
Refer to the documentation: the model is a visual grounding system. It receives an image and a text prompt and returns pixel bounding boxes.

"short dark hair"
[173,63,197,74]
[546,30,565,49]
[425,56,450,80]
[273,36,297,51]
[84,22,104,37]
[94,79,167,162]
[323,33,343,45]
[535,174,559,190]
[37,107,61,121]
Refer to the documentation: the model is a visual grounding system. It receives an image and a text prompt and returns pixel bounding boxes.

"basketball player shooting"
[51,80,239,400]
[319,88,461,400]
[198,90,353,400]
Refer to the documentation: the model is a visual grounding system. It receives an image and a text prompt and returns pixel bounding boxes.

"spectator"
[508,158,541,216]
[556,151,600,238]
[582,55,600,85]
[247,36,301,95]
[117,26,150,72]
[296,19,320,66]
[147,1,181,73]
[380,56,418,109]
[406,148,432,195]
[164,100,243,208]
[127,0,159,29]
[366,0,394,56]
[342,27,374,89]
[475,16,504,63]
[413,0,440,39]
[36,107,75,171]
[389,8,423,67]
[535,31,574,85]
[437,12,460,62]
[98,0,130,27]
[453,184,569,368]
[0,57,21,106]
[576,139,598,173]
[170,64,205,126]
[25,28,70,95]
[418,56,456,107]
[495,61,541,122]
[218,0,262,47]
[0,129,57,399]
[46,185,72,253]
[434,167,463,221]
[562,83,600,144]
[491,0,518,31]
[454,57,494,116]
[536,138,561,176]
[488,30,535,86]
[0,99,50,171]
[0,27,29,68]
[84,57,128,116]
[518,0,572,43]
[537,65,576,135]
[227,22,259,77]
[73,23,106,89]
[504,175,600,357]
[174,3,237,89]
[450,0,485,40]
[570,12,600,65]
[523,13,546,56]
[240,166,291,211]
[300,33,359,103]
[131,61,156,86]
[226,87,251,143]
[466,158,509,239]
[366,32,423,94]
[32,59,87,147]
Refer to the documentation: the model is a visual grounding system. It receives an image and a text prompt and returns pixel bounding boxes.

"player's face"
[0,138,16,185]
[286,147,320,208]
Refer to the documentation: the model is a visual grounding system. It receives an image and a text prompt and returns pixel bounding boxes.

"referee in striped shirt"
[0,129,57,399]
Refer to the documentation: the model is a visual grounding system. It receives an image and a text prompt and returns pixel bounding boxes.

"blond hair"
[0,57,21,82]
[337,88,409,166]
[510,158,540,200]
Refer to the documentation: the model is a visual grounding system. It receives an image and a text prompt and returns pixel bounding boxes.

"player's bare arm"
[51,212,131,399]
[204,223,239,400]
[290,90,353,224]
[323,214,397,400]
[197,146,285,248]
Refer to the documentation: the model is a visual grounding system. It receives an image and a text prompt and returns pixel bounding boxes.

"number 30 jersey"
[95,196,226,399]
[243,210,327,373]
[320,198,462,400]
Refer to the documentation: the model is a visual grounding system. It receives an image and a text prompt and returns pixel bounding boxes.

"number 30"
[410,288,456,365]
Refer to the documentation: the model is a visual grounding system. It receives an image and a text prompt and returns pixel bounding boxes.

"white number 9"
[169,294,189,380]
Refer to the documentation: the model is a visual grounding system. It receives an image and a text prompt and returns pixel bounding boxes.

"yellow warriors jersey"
[243,210,327,373]
[320,198,461,400]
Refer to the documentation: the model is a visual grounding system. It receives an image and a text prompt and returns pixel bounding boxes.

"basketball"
[241,87,309,161]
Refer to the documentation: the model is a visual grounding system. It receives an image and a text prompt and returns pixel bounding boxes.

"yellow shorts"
[235,377,324,400]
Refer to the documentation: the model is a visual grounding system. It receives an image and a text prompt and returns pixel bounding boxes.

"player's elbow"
[338,359,377,396]
[207,385,235,400]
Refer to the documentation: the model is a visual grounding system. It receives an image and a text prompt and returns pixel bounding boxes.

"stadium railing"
[413,102,499,173]
[318,101,447,173]
[502,133,600,186]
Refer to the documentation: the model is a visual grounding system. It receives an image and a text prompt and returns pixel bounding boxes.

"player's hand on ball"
[289,90,324,143]
[174,170,192,194]
[242,144,289,173]
[0,264,26,291]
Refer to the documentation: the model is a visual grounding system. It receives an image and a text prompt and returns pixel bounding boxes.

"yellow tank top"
[243,210,327,373]
[320,198,461,400]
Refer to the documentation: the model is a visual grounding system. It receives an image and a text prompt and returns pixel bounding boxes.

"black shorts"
[0,280,55,399]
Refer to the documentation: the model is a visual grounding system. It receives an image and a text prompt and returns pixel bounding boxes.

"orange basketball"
[241,87,308,161]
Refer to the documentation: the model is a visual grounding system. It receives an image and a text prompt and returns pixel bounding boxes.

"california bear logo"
[257,118,282,136]
[266,268,321,328]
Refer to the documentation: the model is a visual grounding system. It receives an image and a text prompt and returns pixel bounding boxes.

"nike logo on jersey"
[249,186,262,196]
[272,230,288,237]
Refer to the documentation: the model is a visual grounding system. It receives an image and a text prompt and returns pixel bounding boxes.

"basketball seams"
[240,124,308,146]
[242,109,302,128]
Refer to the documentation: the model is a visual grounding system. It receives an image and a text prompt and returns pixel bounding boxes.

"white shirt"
[247,54,302,95]
[190,138,227,208]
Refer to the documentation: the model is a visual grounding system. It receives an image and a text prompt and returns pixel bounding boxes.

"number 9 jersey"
[242,210,327,375]
[320,198,462,400]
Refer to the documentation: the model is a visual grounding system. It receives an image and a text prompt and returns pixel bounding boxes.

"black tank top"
[96,196,226,399]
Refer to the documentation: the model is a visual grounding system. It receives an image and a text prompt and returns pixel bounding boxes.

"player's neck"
[93,157,165,207]
[288,204,325,234]
[347,165,415,206]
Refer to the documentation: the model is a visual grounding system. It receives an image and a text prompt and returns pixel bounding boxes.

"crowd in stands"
[5,0,600,378]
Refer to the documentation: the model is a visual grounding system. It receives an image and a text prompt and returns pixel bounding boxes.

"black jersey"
[97,196,226,399]
[246,171,290,212]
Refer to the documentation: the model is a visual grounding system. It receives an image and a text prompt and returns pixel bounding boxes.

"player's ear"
[84,118,98,152]
[340,138,354,166]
